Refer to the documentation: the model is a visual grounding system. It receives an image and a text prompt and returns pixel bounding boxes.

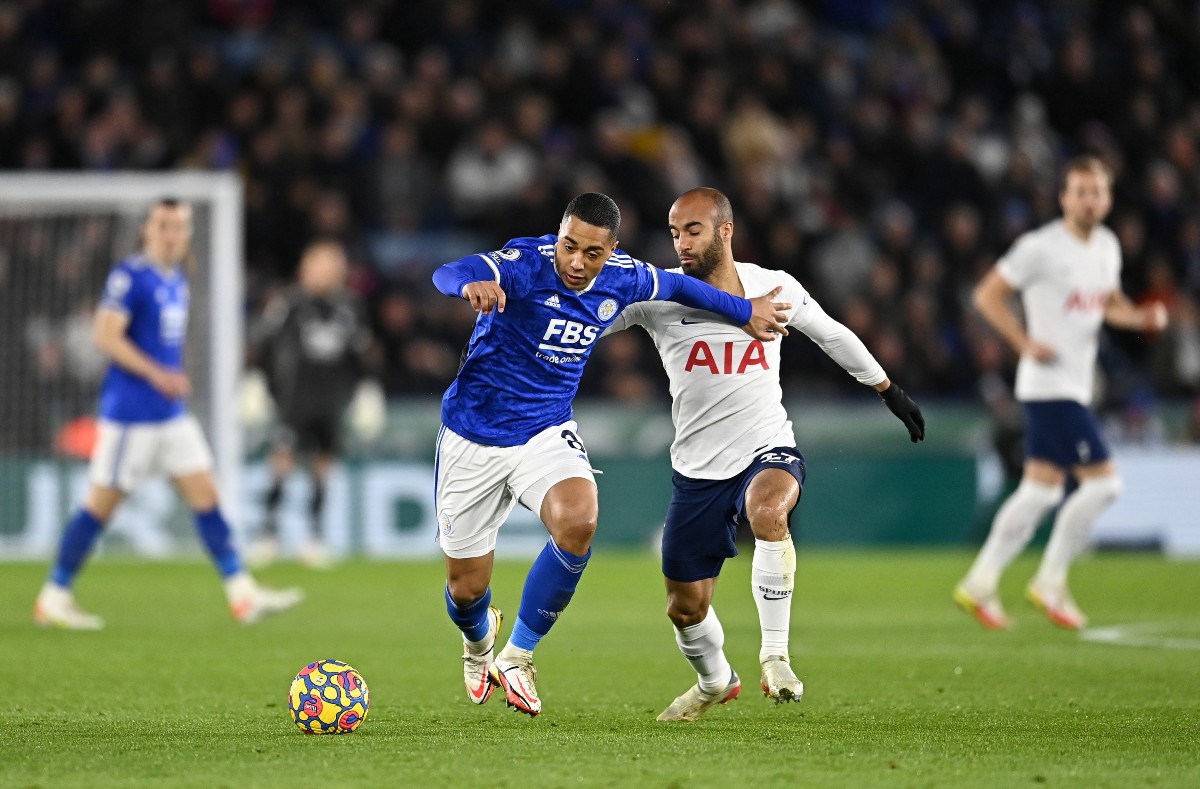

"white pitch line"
[1079,623,1200,651]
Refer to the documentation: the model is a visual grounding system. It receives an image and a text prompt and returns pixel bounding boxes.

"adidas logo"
[544,294,561,308]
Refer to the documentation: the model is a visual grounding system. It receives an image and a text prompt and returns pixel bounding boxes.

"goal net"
[0,172,243,559]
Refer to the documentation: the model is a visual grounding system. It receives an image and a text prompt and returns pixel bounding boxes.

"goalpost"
[0,172,244,558]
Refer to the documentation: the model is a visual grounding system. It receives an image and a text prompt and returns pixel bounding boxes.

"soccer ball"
[287,659,370,734]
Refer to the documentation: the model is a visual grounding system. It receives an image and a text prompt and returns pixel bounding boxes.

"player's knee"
[446,578,488,606]
[544,504,597,554]
[746,502,790,541]
[666,596,708,628]
[1080,474,1122,505]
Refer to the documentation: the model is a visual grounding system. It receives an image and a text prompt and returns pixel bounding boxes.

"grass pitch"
[1,551,1197,788]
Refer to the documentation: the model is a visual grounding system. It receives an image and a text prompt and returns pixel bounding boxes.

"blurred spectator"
[0,0,1195,430]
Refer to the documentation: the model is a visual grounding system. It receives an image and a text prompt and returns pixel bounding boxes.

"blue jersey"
[433,235,752,446]
[96,255,189,423]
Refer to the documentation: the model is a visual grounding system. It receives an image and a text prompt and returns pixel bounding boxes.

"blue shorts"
[661,447,807,583]
[1023,400,1111,468]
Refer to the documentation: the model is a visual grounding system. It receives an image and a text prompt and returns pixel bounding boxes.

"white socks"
[965,480,1062,594]
[675,608,732,694]
[752,537,796,662]
[497,643,533,663]
[1035,475,1122,591]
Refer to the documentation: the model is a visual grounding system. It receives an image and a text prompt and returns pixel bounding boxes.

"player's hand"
[879,381,925,443]
[1143,302,1168,332]
[149,368,191,398]
[1022,339,1057,363]
[744,286,790,341]
[462,281,507,314]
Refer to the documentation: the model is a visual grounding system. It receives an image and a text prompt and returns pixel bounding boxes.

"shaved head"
[676,187,733,226]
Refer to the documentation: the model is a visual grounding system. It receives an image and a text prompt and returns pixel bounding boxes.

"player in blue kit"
[432,192,789,716]
[33,199,302,630]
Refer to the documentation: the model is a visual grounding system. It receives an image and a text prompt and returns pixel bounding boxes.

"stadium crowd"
[3,0,1200,437]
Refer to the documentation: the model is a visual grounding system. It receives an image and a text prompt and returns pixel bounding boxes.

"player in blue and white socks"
[33,199,302,630]
[606,189,924,721]
[434,192,789,716]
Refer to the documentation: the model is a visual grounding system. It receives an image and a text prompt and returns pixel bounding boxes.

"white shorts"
[89,414,214,492]
[434,420,596,559]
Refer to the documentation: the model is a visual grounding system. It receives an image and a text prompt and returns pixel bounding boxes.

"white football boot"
[491,652,541,716]
[953,583,1013,630]
[760,656,804,704]
[226,573,303,625]
[1026,583,1088,630]
[463,606,503,705]
[33,583,104,630]
[656,670,742,722]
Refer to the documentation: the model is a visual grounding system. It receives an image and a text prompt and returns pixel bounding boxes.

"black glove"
[879,382,925,443]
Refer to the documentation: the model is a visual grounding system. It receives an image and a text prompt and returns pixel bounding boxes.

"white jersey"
[997,219,1121,406]
[606,262,886,479]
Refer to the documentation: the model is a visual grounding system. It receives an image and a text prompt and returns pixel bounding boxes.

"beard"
[681,233,723,280]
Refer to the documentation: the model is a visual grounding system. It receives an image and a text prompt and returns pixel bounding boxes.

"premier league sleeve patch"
[486,248,523,265]
[597,298,619,321]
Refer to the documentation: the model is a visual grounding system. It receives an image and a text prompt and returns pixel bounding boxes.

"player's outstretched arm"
[460,281,507,314]
[655,271,789,340]
[875,379,925,443]
[432,257,508,314]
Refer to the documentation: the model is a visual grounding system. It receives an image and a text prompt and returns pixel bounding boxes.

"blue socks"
[50,509,105,588]
[509,540,591,651]
[52,506,243,585]
[195,508,243,578]
[445,585,493,642]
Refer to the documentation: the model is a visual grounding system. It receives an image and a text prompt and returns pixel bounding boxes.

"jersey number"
[561,430,586,453]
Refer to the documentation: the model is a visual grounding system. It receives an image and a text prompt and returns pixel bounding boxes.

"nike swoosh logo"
[761,592,791,600]
[469,673,491,701]
[680,318,702,325]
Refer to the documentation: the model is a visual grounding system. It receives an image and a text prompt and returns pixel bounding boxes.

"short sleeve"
[99,266,136,314]
[996,233,1041,289]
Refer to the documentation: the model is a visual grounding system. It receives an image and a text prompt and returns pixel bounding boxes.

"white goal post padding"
[0,172,244,554]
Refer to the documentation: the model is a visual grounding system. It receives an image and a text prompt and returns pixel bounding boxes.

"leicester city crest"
[597,298,618,321]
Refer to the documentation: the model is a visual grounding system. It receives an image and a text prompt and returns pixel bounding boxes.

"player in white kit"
[954,157,1168,631]
[606,188,925,721]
